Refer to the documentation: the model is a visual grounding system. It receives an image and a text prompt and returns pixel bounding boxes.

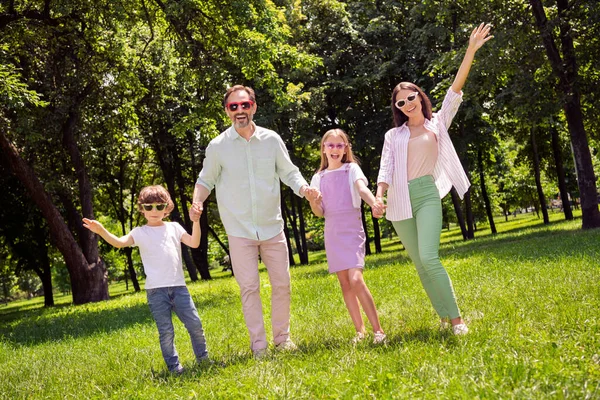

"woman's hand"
[451,22,493,93]
[371,197,386,219]
[468,23,493,52]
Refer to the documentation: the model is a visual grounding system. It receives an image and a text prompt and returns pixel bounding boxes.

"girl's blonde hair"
[137,185,175,215]
[317,128,359,172]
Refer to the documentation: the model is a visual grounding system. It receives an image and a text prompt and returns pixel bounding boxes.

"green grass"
[1,210,599,399]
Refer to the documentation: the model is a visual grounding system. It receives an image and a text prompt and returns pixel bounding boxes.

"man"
[192,85,315,357]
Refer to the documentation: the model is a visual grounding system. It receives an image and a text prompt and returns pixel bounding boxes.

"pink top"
[377,89,471,221]
[407,131,438,180]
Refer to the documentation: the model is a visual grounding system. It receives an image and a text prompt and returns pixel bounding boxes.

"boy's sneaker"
[171,364,185,375]
[352,331,366,344]
[253,348,268,359]
[452,323,469,336]
[373,331,387,344]
[275,339,298,352]
[197,357,217,367]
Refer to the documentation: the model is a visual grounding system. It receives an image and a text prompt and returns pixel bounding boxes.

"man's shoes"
[253,348,268,359]
[275,339,298,352]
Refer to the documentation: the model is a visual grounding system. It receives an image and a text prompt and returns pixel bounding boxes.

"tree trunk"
[477,148,497,234]
[38,264,54,307]
[286,188,303,263]
[550,126,573,220]
[35,218,54,307]
[450,188,468,240]
[123,247,140,292]
[296,195,309,265]
[61,102,97,266]
[281,194,295,267]
[173,144,210,280]
[170,206,199,281]
[371,214,382,253]
[0,125,108,304]
[151,123,199,280]
[192,208,211,280]
[530,128,550,224]
[458,161,475,240]
[361,203,371,256]
[464,190,475,239]
[529,0,600,228]
[207,224,230,256]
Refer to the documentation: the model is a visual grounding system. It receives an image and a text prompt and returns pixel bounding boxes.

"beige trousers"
[228,231,291,351]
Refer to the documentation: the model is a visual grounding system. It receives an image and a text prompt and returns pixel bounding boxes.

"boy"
[83,185,208,373]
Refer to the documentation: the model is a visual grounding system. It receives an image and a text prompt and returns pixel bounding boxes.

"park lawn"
[1,210,599,399]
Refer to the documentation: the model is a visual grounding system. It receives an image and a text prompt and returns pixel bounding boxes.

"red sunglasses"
[225,100,254,112]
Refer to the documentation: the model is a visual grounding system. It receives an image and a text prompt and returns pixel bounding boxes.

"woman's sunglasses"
[142,203,168,211]
[324,142,347,150]
[225,100,254,112]
[395,92,419,109]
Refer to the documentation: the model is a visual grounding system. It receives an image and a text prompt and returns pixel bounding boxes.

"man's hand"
[189,202,203,222]
[304,187,322,204]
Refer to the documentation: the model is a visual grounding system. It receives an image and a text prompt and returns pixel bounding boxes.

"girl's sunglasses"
[142,203,168,211]
[324,142,347,150]
[395,92,419,109]
[225,100,254,112]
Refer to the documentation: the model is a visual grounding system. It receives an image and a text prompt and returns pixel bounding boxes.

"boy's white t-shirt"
[129,222,187,289]
[310,163,368,209]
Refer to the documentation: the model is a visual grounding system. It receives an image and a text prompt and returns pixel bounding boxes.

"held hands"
[371,197,386,219]
[189,202,203,222]
[468,23,493,52]
[82,218,105,234]
[304,187,322,205]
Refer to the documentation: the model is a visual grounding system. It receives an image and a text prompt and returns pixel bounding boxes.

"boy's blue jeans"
[146,286,208,371]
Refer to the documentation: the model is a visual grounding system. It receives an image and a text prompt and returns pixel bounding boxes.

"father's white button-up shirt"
[197,124,308,240]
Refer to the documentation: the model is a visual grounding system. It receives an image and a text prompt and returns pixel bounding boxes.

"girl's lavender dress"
[320,163,366,273]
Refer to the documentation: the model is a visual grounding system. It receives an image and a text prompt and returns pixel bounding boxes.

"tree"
[529,0,600,228]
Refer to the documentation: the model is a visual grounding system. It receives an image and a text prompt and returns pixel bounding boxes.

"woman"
[375,23,493,335]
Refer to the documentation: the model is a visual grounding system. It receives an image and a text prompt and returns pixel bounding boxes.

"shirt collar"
[400,118,434,132]
[226,122,262,141]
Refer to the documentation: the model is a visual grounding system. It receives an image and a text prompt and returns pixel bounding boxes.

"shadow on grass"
[354,217,593,268]
[0,293,237,347]
[439,220,596,262]
[149,358,229,381]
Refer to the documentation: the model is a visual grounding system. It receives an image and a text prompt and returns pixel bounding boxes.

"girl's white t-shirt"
[129,222,186,289]
[310,163,368,209]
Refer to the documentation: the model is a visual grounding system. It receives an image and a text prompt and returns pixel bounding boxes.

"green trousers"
[392,175,461,320]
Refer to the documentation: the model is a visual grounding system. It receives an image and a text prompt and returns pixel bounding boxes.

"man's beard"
[234,113,251,129]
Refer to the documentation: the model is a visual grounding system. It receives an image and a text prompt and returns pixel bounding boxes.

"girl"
[307,129,386,344]
[375,23,493,335]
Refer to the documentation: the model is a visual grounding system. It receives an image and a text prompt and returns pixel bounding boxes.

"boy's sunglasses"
[324,142,347,150]
[225,100,254,112]
[142,203,168,211]
[395,92,419,109]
